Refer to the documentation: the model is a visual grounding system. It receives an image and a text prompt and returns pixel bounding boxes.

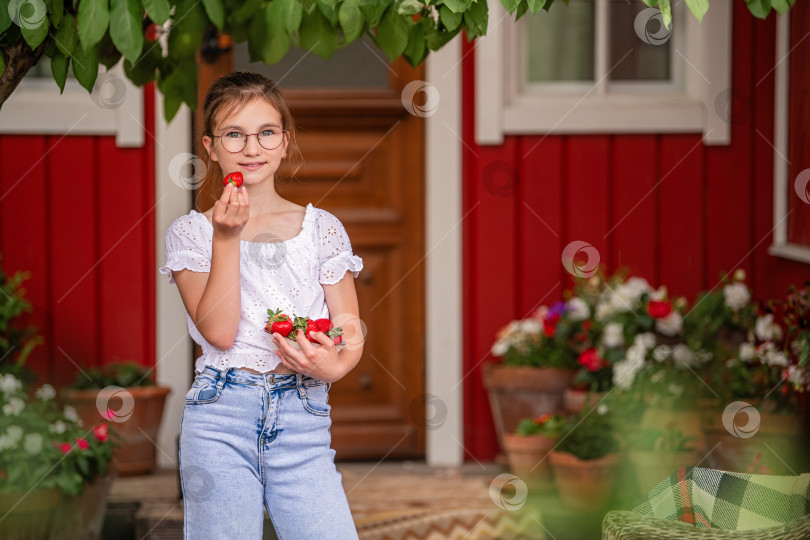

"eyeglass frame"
[211,128,288,153]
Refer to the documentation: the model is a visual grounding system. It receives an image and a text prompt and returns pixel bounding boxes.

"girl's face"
[203,98,289,186]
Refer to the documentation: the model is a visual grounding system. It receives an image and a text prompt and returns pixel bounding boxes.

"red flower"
[59,442,72,453]
[582,320,591,332]
[578,348,603,372]
[533,413,552,425]
[75,438,89,450]
[648,300,672,319]
[543,318,558,337]
[93,424,109,442]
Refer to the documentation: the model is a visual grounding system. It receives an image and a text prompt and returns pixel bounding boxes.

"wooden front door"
[192,36,426,460]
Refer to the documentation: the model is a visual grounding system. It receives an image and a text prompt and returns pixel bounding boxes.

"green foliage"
[0,255,44,386]
[0,0,795,124]
[626,425,696,452]
[514,412,567,437]
[556,408,620,461]
[69,360,157,389]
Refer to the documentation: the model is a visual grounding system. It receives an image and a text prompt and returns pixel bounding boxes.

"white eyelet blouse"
[158,203,364,374]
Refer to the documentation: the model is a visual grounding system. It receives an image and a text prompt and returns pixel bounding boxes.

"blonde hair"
[200,72,302,190]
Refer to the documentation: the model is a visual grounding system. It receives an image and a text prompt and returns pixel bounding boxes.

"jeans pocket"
[301,382,331,416]
[185,373,224,405]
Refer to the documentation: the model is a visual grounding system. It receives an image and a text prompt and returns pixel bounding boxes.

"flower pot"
[639,406,707,456]
[503,433,557,489]
[628,449,702,495]
[700,398,803,474]
[563,388,606,414]
[63,385,171,476]
[0,488,61,540]
[482,363,575,453]
[549,451,620,513]
[49,473,114,540]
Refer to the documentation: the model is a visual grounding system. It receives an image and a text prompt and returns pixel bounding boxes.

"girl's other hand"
[272,330,343,384]
[212,183,249,241]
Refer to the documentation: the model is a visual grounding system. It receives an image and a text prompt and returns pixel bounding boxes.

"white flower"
[786,365,807,389]
[35,384,56,401]
[613,358,643,390]
[656,311,683,336]
[596,403,608,415]
[634,332,656,351]
[755,314,782,342]
[672,344,696,369]
[566,297,590,321]
[764,349,789,367]
[2,397,25,416]
[653,345,672,362]
[595,302,614,321]
[696,350,713,364]
[739,342,756,362]
[6,425,23,443]
[519,318,542,334]
[427,4,440,27]
[0,434,16,451]
[668,383,684,396]
[602,323,624,348]
[491,340,509,356]
[725,357,738,368]
[650,285,668,302]
[63,405,79,423]
[0,374,22,395]
[23,433,43,456]
[50,420,67,434]
[611,278,651,313]
[723,282,750,311]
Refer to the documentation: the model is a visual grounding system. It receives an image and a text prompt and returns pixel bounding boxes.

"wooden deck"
[103,460,555,539]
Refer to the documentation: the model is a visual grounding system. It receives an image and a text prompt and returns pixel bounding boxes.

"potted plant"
[61,359,171,476]
[549,404,621,512]
[503,412,567,489]
[626,424,700,495]
[483,301,579,456]
[0,374,117,540]
[699,279,809,474]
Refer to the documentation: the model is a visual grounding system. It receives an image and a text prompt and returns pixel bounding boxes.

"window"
[476,0,732,145]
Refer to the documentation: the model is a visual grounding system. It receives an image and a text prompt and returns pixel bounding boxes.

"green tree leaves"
[77,0,110,49]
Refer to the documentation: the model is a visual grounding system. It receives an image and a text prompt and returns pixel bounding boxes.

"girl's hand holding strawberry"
[272,328,343,383]
[212,173,249,241]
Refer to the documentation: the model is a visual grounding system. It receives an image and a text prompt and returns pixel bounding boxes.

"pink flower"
[93,424,109,442]
[75,437,89,450]
[59,442,72,453]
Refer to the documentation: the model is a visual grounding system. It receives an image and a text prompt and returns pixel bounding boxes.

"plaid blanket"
[632,467,810,531]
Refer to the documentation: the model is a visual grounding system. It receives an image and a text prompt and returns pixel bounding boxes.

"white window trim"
[0,60,144,148]
[768,11,810,264]
[476,0,732,145]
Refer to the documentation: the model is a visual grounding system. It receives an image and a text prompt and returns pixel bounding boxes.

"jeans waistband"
[199,365,330,390]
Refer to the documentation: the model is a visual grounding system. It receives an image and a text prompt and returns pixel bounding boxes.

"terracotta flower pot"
[482,363,575,453]
[63,385,171,476]
[0,488,61,540]
[700,398,803,474]
[563,388,606,414]
[503,433,557,489]
[549,451,620,512]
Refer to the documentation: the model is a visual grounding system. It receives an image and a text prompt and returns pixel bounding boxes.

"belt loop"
[216,367,228,389]
[296,373,306,398]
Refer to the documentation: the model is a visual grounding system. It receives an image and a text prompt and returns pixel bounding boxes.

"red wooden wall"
[0,83,157,389]
[462,9,810,460]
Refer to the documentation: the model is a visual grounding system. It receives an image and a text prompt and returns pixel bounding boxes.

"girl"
[159,72,363,539]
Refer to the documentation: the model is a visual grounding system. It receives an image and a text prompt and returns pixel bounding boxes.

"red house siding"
[463,11,810,460]
[0,83,157,388]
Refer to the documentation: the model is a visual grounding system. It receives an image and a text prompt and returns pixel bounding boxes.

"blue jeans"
[178,366,359,539]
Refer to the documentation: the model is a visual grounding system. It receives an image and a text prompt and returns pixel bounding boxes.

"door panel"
[194,37,426,459]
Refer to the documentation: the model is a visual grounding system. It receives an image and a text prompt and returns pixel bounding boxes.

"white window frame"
[767,11,810,264]
[0,59,143,148]
[476,0,732,145]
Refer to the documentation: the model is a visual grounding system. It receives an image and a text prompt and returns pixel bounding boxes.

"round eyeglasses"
[213,129,287,153]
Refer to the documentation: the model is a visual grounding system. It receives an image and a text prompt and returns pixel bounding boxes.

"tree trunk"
[0,38,47,109]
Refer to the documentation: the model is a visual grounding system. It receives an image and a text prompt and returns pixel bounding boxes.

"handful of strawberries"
[264,308,344,346]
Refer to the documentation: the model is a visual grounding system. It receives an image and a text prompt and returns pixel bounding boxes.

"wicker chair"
[602,467,810,540]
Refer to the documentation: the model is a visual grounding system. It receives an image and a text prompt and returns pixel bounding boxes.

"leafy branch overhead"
[0,0,796,123]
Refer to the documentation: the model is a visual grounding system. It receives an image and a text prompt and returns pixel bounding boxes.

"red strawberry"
[313,318,332,333]
[305,319,320,342]
[223,171,243,188]
[266,308,293,337]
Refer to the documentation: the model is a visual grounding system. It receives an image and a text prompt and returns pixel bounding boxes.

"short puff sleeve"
[317,209,363,285]
[158,215,211,285]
